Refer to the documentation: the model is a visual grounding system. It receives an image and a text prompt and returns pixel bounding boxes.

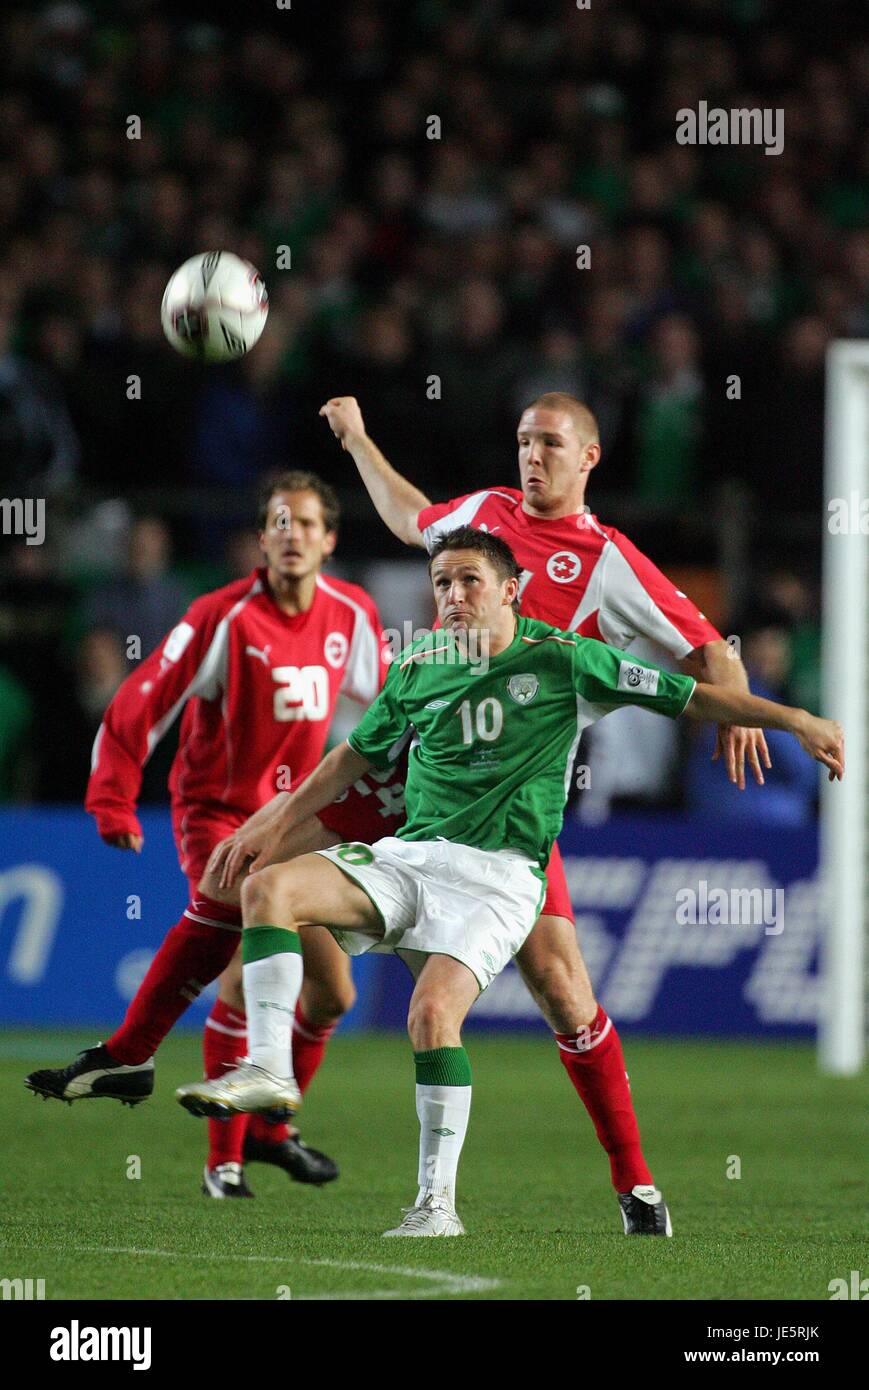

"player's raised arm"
[213,740,374,886]
[319,395,430,547]
[572,637,842,782]
[685,684,844,782]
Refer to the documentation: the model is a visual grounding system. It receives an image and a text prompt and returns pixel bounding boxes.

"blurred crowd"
[0,0,857,814]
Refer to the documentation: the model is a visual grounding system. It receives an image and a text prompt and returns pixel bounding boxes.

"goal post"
[818,341,869,1074]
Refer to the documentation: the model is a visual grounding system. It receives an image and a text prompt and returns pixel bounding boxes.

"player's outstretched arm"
[686,684,844,782]
[86,592,227,852]
[212,741,374,887]
[319,395,430,547]
[680,638,772,790]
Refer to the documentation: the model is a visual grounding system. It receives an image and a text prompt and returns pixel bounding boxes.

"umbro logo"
[431,1127,455,1136]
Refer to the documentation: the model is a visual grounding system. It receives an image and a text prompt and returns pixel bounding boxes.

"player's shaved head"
[522,392,599,445]
[516,392,602,517]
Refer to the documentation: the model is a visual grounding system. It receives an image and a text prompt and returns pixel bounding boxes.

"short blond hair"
[522,392,600,444]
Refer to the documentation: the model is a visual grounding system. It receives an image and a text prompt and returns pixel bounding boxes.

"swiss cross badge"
[546,550,582,583]
[324,631,349,668]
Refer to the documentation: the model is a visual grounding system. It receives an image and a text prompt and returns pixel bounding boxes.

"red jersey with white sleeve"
[417,487,721,656]
[330,489,711,922]
[86,567,389,875]
[324,489,723,920]
[323,489,723,920]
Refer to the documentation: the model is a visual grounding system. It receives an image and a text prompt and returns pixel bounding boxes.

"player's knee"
[241,867,280,922]
[407,992,458,1050]
[197,869,241,909]
[304,975,356,1024]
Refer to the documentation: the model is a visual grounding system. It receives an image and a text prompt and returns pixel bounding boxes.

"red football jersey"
[322,488,721,863]
[86,567,389,840]
[417,488,720,656]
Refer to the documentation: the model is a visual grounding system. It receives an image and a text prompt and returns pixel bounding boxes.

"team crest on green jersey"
[506,673,539,705]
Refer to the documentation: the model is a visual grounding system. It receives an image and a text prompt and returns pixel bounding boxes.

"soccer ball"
[160,251,269,362]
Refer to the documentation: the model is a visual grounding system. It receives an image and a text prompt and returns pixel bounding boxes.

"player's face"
[259,490,336,580]
[431,550,516,635]
[517,407,592,512]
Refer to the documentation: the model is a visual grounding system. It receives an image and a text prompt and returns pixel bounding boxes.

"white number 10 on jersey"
[272,665,329,721]
[456,696,503,743]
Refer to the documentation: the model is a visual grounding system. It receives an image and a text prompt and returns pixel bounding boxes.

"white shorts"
[315,836,546,991]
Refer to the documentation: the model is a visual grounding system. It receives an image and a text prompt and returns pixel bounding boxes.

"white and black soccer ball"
[160,251,269,362]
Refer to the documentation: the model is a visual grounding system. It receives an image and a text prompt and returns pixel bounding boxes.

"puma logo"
[245,644,272,666]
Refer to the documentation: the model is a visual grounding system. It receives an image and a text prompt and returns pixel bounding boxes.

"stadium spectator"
[39,626,128,804]
[0,293,80,494]
[84,516,191,660]
[0,0,865,815]
[686,618,819,825]
[0,662,31,801]
[634,313,704,507]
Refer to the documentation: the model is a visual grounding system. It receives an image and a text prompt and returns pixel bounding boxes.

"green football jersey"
[347,615,695,870]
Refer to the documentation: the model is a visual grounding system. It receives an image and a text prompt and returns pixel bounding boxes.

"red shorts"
[317,765,408,842]
[316,766,575,924]
[171,801,246,896]
[540,841,573,921]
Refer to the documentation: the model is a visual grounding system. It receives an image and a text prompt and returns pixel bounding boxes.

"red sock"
[291,1003,336,1094]
[106,896,242,1065]
[245,1003,336,1147]
[203,998,249,1168]
[555,1005,654,1193]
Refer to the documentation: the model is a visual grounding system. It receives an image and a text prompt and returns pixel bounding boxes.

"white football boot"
[176,1061,300,1122]
[382,1193,466,1237]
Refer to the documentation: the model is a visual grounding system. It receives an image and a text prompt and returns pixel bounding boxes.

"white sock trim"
[555,1016,613,1054]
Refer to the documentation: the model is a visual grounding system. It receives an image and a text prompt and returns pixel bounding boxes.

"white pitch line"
[306,1258,500,1294]
[74,1247,502,1298]
[78,1247,290,1263]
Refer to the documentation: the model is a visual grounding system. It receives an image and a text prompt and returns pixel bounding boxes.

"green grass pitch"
[1,1029,866,1301]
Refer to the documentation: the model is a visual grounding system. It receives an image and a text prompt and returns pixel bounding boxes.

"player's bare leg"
[176,854,378,1122]
[516,913,672,1235]
[198,819,348,1191]
[382,953,478,1238]
[515,913,597,1032]
[23,862,246,1113]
